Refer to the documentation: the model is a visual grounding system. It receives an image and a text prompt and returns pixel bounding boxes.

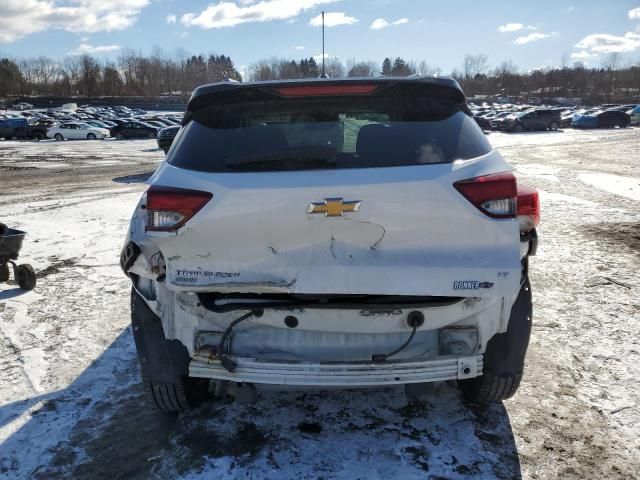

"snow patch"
[579,173,640,201]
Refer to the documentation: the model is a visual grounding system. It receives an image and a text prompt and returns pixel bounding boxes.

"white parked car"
[47,122,110,140]
[628,105,640,126]
[122,78,540,412]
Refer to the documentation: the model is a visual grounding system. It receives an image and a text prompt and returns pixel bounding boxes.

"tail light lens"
[517,184,540,233]
[453,172,517,218]
[145,186,212,232]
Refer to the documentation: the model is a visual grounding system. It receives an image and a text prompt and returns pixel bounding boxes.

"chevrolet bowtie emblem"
[307,198,361,217]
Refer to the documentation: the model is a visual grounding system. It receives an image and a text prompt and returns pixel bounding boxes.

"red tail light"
[517,184,540,233]
[274,85,379,97]
[453,172,517,219]
[146,186,212,232]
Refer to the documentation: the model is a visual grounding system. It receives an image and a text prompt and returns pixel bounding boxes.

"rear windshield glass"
[168,87,491,172]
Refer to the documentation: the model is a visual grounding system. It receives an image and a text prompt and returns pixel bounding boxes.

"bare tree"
[346,59,378,77]
[602,52,621,71]
[324,58,345,78]
[463,53,488,79]
[417,60,441,76]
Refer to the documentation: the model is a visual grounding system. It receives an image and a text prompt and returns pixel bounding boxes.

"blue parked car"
[572,110,630,129]
[0,117,29,139]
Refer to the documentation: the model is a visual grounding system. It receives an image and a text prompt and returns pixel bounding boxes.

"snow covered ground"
[0,129,639,479]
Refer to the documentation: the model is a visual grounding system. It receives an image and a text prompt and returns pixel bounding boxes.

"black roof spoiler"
[185,76,466,115]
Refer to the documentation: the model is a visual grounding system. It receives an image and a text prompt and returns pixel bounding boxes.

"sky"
[1,0,639,76]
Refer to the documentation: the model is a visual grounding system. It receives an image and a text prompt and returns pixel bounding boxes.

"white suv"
[122,78,540,412]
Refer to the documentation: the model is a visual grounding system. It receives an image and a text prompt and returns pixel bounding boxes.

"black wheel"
[16,264,36,291]
[87,133,96,140]
[549,121,559,131]
[131,287,209,412]
[142,372,210,413]
[33,131,45,141]
[54,133,63,141]
[513,123,524,133]
[116,133,124,140]
[147,132,156,139]
[0,264,9,283]
[459,277,532,404]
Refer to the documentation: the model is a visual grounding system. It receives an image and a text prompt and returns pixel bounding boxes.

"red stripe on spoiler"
[274,85,379,97]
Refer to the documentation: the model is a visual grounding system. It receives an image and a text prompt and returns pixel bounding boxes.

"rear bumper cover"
[189,354,482,386]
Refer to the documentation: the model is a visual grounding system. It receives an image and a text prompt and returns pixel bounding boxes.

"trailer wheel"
[0,264,9,283]
[16,264,36,290]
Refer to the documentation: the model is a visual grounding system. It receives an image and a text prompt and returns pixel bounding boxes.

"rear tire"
[142,372,209,413]
[549,121,559,131]
[54,133,63,141]
[459,277,532,404]
[131,287,209,412]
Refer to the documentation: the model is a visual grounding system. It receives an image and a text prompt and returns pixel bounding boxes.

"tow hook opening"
[440,327,480,356]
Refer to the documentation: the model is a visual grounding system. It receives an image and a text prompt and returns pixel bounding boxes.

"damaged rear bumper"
[189,354,483,386]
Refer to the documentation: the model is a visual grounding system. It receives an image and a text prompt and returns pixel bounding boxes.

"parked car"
[628,105,640,126]
[47,122,110,140]
[12,102,34,111]
[572,110,630,129]
[157,125,180,153]
[121,77,540,412]
[0,117,29,139]
[488,112,513,130]
[501,109,561,132]
[110,121,159,139]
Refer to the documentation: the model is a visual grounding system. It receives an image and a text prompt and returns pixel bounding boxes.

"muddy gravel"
[1,129,639,479]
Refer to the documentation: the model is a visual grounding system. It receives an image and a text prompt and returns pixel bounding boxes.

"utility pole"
[321,11,327,78]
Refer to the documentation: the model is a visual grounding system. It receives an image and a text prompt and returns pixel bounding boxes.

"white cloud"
[181,0,338,29]
[166,14,177,24]
[498,23,523,32]
[69,43,121,55]
[309,11,357,27]
[575,32,640,53]
[515,32,552,45]
[629,7,640,19]
[313,52,337,61]
[571,50,597,60]
[371,18,389,29]
[294,45,305,50]
[498,22,537,33]
[371,17,409,29]
[0,0,150,43]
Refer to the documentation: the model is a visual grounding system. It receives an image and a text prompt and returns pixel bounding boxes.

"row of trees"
[0,48,241,98]
[1,50,639,103]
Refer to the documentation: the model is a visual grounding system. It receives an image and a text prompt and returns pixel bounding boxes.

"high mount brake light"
[274,85,379,97]
[146,187,212,232]
[516,184,540,233]
[453,172,517,219]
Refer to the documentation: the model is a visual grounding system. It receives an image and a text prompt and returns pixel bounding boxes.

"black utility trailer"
[0,224,36,290]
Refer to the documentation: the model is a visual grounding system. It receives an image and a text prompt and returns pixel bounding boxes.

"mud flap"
[483,276,532,376]
[130,288,189,383]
